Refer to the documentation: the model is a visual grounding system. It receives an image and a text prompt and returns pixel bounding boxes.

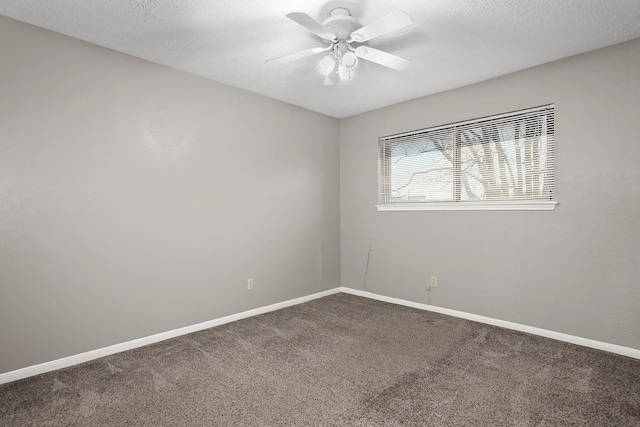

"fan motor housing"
[322,7,360,40]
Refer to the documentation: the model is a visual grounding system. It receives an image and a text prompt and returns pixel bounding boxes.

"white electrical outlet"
[247,278,254,291]
[430,276,438,288]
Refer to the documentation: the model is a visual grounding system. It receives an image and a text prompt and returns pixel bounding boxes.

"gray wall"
[340,38,640,350]
[2,14,639,377]
[0,16,341,374]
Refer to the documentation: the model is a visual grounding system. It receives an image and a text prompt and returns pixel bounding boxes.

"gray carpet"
[1,293,639,426]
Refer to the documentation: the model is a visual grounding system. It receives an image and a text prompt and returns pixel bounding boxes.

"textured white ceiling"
[1,0,640,118]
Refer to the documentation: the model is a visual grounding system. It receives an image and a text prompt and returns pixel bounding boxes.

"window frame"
[376,105,557,211]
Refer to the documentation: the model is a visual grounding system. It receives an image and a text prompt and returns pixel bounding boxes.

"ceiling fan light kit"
[268,7,413,85]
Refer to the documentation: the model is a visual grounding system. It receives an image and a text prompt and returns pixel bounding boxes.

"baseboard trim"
[0,287,342,385]
[340,287,640,360]
[4,286,637,385]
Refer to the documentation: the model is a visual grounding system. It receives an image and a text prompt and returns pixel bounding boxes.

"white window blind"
[378,105,556,211]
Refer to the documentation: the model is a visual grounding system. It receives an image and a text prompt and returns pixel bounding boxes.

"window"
[377,104,556,211]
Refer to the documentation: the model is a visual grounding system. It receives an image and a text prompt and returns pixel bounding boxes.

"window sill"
[375,200,557,211]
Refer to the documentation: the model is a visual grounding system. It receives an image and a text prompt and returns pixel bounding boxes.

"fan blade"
[286,12,337,41]
[349,11,412,43]
[266,46,331,63]
[324,72,340,86]
[355,46,410,71]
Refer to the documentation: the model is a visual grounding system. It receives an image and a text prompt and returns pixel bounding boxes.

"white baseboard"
[3,286,638,385]
[340,287,640,360]
[0,288,342,385]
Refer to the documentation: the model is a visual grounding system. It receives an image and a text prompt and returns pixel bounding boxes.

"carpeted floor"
[1,293,639,426]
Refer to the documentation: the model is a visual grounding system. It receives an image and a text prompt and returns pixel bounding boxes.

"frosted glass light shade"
[318,54,336,75]
[342,51,358,69]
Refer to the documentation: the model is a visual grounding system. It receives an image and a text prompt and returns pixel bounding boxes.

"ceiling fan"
[267,7,413,85]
